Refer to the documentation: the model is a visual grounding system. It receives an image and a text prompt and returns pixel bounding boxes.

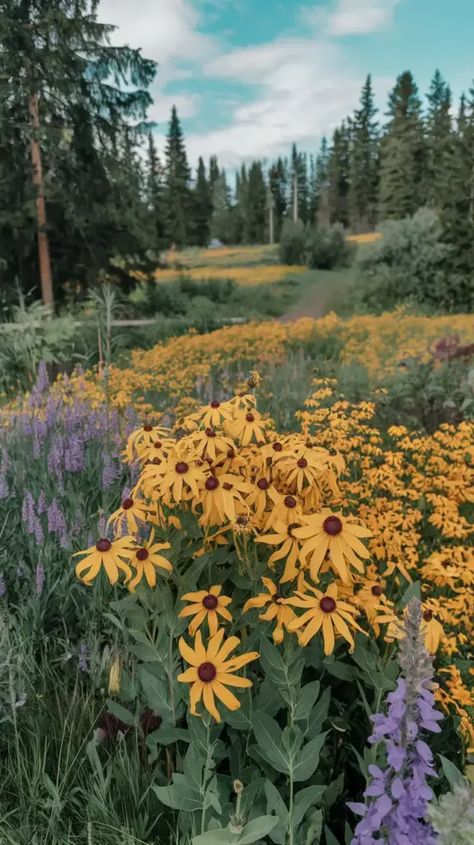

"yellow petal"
[212,681,241,711]
[322,616,335,655]
[203,683,221,722]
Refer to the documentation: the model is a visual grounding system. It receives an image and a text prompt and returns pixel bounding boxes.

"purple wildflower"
[35,562,45,596]
[22,491,37,534]
[33,517,44,546]
[37,491,47,514]
[0,474,9,499]
[101,454,120,490]
[348,599,441,845]
[34,361,49,394]
[64,433,85,473]
[47,500,68,548]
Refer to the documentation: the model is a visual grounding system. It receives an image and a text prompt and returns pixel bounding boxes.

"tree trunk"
[29,93,54,308]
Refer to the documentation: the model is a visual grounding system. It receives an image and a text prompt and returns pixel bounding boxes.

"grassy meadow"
[0,243,473,845]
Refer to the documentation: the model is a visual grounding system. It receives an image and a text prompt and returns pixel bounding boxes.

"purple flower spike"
[349,599,441,845]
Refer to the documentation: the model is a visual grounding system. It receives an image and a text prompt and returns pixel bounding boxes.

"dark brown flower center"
[288,522,300,537]
[236,515,248,526]
[297,458,308,468]
[203,594,218,610]
[154,441,162,448]
[205,476,219,491]
[175,462,189,474]
[246,413,255,422]
[423,610,433,622]
[210,401,220,409]
[371,585,382,597]
[96,538,111,552]
[136,548,149,561]
[198,662,217,682]
[152,457,161,465]
[227,448,235,459]
[320,596,336,613]
[143,425,153,432]
[284,496,297,508]
[122,497,134,510]
[257,478,269,490]
[272,442,283,452]
[223,481,233,490]
[323,515,343,535]
[205,428,216,438]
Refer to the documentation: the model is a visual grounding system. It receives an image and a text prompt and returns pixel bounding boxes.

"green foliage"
[356,208,459,311]
[279,220,306,265]
[164,106,192,248]
[305,224,354,270]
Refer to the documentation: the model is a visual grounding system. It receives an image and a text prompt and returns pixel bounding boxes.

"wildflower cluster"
[74,388,400,723]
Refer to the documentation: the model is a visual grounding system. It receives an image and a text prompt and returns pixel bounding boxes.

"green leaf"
[130,642,160,662]
[323,773,344,810]
[259,639,288,686]
[439,754,465,789]
[324,825,340,845]
[238,816,279,845]
[293,732,328,782]
[139,665,176,725]
[294,681,321,722]
[147,726,190,746]
[324,661,358,681]
[293,784,325,826]
[105,699,138,728]
[305,809,323,844]
[264,781,288,845]
[252,712,289,774]
[400,580,421,606]
[153,774,201,811]
[344,822,353,844]
[192,829,234,845]
[307,688,331,737]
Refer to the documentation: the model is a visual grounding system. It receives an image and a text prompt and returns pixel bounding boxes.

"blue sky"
[99,0,474,167]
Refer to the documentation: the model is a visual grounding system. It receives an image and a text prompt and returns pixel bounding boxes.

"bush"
[357,208,456,312]
[279,219,306,264]
[305,223,354,269]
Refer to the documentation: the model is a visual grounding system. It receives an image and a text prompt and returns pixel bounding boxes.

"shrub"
[357,208,456,312]
[279,219,306,264]
[305,223,354,269]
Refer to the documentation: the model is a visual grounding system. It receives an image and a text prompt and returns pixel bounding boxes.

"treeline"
[1,1,473,304]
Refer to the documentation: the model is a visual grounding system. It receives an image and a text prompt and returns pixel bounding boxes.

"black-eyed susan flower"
[127,531,172,592]
[293,509,372,583]
[146,445,208,505]
[274,447,328,494]
[108,495,149,534]
[242,577,295,643]
[190,427,236,462]
[421,606,444,653]
[125,423,170,462]
[195,472,252,526]
[264,492,303,529]
[179,586,232,635]
[73,537,134,585]
[187,400,235,430]
[177,629,259,722]
[286,582,363,652]
[225,409,268,446]
[256,520,302,583]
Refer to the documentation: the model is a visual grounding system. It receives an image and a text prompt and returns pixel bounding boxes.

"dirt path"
[280,268,354,322]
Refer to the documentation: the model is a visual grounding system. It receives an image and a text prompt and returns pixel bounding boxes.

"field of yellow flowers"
[0,302,473,844]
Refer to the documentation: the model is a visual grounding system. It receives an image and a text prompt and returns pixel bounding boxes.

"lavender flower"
[101,454,120,490]
[35,562,45,596]
[64,433,85,473]
[37,491,47,514]
[33,517,44,546]
[0,474,9,500]
[34,361,49,394]
[348,599,442,845]
[78,642,89,673]
[22,491,37,534]
[47,500,69,548]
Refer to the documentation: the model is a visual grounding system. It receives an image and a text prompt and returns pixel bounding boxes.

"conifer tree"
[315,137,330,227]
[246,161,267,243]
[146,132,166,250]
[193,157,212,247]
[210,170,232,242]
[327,121,351,227]
[349,74,379,231]
[0,0,156,304]
[268,158,288,239]
[425,69,453,209]
[164,106,191,248]
[379,71,427,218]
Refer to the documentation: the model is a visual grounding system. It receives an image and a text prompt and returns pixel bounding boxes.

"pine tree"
[0,0,156,304]
[425,69,453,209]
[327,121,351,227]
[379,71,427,219]
[290,145,309,223]
[211,170,232,243]
[209,156,220,191]
[348,74,379,231]
[315,137,330,227]
[268,158,288,239]
[193,157,212,247]
[146,132,166,250]
[246,162,267,243]
[164,106,191,248]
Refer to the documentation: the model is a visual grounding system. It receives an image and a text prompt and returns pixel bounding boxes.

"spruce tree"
[327,121,351,227]
[425,69,453,209]
[0,0,156,304]
[268,158,288,239]
[164,106,191,248]
[210,170,232,243]
[315,137,330,227]
[379,71,427,219]
[246,162,267,243]
[146,132,166,250]
[192,157,212,247]
[349,74,379,231]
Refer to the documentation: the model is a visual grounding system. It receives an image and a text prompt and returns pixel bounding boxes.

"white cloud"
[303,0,403,36]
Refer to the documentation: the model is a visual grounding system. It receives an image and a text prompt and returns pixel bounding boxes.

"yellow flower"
[179,586,232,635]
[108,655,121,694]
[286,582,363,652]
[108,495,149,534]
[125,423,170,462]
[73,536,134,585]
[189,427,236,462]
[421,607,444,653]
[195,472,252,526]
[127,531,172,591]
[293,509,372,583]
[187,400,235,430]
[242,577,296,643]
[143,446,207,505]
[256,520,302,583]
[177,629,259,722]
[225,409,268,446]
